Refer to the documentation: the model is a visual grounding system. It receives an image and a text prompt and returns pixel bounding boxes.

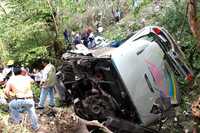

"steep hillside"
[0,0,200,132]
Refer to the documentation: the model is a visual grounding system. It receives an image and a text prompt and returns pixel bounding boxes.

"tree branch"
[0,3,7,15]
[46,0,58,37]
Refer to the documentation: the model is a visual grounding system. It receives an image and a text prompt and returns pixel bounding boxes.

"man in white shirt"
[37,59,57,109]
[32,69,42,86]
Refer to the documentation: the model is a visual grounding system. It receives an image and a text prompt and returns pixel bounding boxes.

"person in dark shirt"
[73,33,81,45]
[81,27,93,48]
[63,29,70,43]
[112,8,121,22]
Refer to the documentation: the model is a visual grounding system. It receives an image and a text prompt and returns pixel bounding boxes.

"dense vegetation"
[0,0,200,132]
[0,0,132,67]
[1,0,199,70]
[0,0,199,97]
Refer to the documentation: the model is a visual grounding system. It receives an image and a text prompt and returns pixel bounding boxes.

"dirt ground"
[0,106,74,133]
[0,106,112,133]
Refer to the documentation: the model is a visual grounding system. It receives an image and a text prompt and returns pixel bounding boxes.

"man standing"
[37,59,56,109]
[63,29,70,44]
[4,67,39,130]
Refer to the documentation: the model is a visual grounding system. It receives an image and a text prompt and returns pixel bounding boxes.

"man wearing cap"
[4,67,39,130]
[2,60,14,81]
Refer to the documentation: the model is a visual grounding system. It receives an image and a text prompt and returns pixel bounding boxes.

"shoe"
[34,126,47,133]
[47,111,56,117]
[48,105,55,108]
[33,126,40,131]
[36,106,44,110]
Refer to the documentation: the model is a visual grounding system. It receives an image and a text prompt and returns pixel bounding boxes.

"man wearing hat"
[2,60,14,82]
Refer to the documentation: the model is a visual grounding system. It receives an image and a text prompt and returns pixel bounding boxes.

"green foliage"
[31,83,40,99]
[0,0,136,66]
[0,0,130,66]
[0,0,199,71]
[157,0,189,36]
[157,0,200,73]
[0,0,55,65]
[0,89,8,114]
[156,0,200,116]
[0,89,4,96]
[103,25,126,41]
[0,0,73,66]
[102,0,154,41]
[0,40,9,66]
[133,0,153,16]
[55,97,63,107]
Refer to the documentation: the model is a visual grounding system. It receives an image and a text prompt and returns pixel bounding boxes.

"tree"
[187,0,200,49]
[0,0,64,65]
[0,0,89,65]
[0,0,130,66]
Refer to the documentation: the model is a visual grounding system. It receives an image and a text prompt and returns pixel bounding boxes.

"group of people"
[2,59,57,131]
[64,27,98,49]
[63,7,123,49]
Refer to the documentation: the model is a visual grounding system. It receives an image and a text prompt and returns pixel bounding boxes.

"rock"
[192,97,200,118]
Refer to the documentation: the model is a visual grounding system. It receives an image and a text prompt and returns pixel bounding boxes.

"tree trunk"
[187,0,200,49]
[47,0,58,37]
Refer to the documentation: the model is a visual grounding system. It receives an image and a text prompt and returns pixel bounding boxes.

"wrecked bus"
[58,26,192,132]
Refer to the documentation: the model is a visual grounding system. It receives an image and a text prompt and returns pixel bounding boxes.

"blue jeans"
[9,99,38,129]
[38,86,55,107]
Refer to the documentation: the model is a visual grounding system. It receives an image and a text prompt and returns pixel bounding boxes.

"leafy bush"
[31,83,40,101]
[157,0,200,74]
[133,0,153,16]
[156,0,200,114]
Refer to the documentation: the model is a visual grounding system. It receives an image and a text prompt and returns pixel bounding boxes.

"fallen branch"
[0,3,7,15]
[80,118,113,133]
[55,111,113,133]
